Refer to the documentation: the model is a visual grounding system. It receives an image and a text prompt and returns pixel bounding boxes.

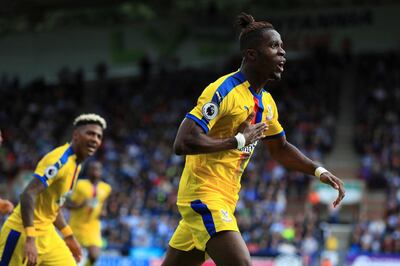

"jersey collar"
[232,70,265,98]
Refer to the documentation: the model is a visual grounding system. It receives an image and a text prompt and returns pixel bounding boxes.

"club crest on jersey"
[220,209,232,222]
[202,102,219,120]
[266,105,273,120]
[44,166,58,179]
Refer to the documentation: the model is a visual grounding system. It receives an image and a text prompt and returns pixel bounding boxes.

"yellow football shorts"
[169,199,239,252]
[71,222,102,248]
[0,223,76,266]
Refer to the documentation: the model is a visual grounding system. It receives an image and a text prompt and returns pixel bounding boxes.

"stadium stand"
[0,50,343,265]
[349,52,400,256]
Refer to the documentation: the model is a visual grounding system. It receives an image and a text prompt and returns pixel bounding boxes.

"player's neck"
[70,142,84,163]
[241,65,266,94]
[89,177,99,184]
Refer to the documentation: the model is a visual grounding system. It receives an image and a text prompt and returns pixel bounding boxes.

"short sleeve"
[33,153,62,188]
[263,94,285,139]
[186,84,229,134]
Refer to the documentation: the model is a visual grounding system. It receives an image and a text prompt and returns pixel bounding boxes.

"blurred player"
[0,129,14,215]
[0,114,106,266]
[66,161,111,266]
[162,13,345,266]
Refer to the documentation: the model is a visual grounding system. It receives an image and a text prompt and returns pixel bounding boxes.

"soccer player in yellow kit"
[162,13,345,266]
[0,114,106,266]
[66,161,111,266]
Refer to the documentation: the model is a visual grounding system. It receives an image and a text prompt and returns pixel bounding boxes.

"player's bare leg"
[85,246,100,266]
[161,246,205,266]
[206,231,251,266]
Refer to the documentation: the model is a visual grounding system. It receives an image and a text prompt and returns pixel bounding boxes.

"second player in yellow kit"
[67,161,111,266]
[0,114,106,266]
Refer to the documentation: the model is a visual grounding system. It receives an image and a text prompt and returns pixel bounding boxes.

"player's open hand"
[65,235,82,262]
[320,172,345,208]
[238,112,268,145]
[23,237,38,266]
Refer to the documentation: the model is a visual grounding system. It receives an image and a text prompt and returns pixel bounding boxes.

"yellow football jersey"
[68,180,111,247]
[6,143,81,235]
[68,179,111,225]
[178,70,284,206]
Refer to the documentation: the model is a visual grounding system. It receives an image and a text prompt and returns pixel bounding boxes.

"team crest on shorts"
[220,209,232,222]
[202,102,219,120]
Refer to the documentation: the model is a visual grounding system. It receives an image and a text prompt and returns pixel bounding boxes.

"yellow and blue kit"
[0,143,81,266]
[68,179,111,248]
[170,70,284,252]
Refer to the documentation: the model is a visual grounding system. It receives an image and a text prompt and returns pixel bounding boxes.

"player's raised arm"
[265,135,345,207]
[173,112,267,155]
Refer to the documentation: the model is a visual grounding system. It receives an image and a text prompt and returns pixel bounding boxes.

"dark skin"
[65,161,104,264]
[173,111,266,155]
[163,29,345,266]
[20,124,103,266]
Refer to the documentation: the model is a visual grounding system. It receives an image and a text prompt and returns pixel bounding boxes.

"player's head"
[0,129,2,147]
[72,113,106,161]
[87,161,102,181]
[237,12,286,80]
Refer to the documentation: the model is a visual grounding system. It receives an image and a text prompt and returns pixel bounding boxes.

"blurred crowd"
[0,52,342,262]
[350,52,400,255]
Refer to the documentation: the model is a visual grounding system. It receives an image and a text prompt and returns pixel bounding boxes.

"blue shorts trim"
[190,200,216,237]
[0,229,21,266]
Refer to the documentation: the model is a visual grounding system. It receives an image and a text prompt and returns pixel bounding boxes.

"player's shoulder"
[209,71,245,90]
[99,181,112,192]
[76,179,91,186]
[202,71,247,102]
[262,90,276,101]
[39,143,72,164]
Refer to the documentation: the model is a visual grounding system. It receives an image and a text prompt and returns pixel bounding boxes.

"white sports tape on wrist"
[315,166,329,178]
[235,133,246,149]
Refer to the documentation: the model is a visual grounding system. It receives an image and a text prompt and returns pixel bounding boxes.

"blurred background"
[0,0,400,265]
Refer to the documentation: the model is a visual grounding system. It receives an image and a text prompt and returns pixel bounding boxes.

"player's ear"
[72,128,80,141]
[245,49,257,61]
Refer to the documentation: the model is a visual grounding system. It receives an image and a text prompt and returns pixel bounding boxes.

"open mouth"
[87,145,97,153]
[277,61,285,72]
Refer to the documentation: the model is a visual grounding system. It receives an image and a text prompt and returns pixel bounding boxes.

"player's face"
[255,29,286,80]
[88,161,102,179]
[73,124,103,160]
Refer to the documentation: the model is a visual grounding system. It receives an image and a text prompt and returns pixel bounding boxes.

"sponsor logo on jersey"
[239,140,258,153]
